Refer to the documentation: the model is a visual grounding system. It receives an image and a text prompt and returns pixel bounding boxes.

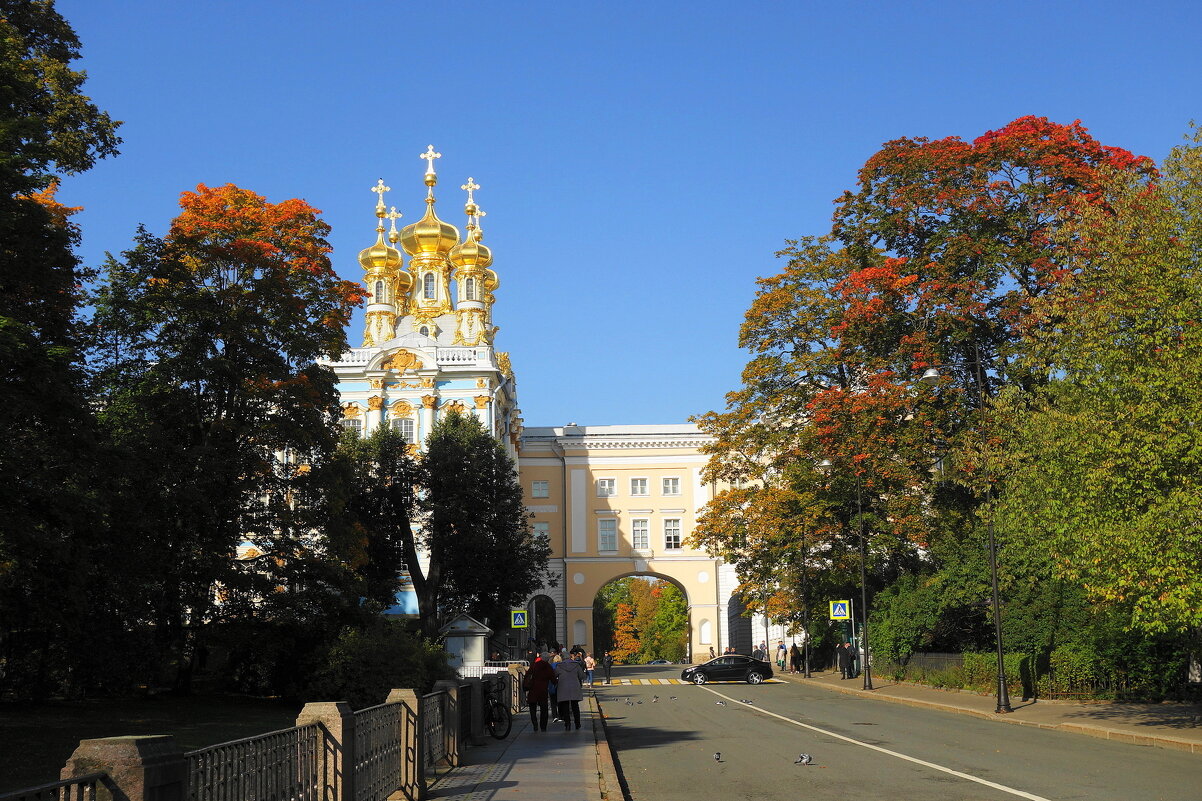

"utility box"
[440,613,494,674]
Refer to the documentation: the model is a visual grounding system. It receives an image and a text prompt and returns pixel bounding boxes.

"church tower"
[323,146,522,458]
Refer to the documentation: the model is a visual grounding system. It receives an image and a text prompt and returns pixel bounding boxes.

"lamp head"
[920,367,942,384]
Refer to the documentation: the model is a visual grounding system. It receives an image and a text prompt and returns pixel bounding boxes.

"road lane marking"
[702,687,1053,801]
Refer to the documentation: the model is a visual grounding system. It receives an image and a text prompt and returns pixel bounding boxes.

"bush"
[303,619,455,708]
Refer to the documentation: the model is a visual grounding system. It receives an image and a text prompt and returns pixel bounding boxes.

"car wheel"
[746,671,763,684]
[693,673,708,685]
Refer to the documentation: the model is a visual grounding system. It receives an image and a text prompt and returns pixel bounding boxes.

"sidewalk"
[426,692,620,801]
[778,667,1202,755]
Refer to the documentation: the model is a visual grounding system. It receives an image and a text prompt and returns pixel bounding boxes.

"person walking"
[554,652,586,730]
[523,653,557,732]
[775,640,787,671]
[837,641,854,679]
[584,652,596,687]
[602,650,614,684]
[789,643,803,674]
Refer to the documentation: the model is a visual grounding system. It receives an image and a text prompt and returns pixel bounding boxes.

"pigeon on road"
[669,696,678,701]
[713,752,722,762]
[651,695,659,703]
[715,701,727,706]
[739,699,753,704]
[795,754,813,765]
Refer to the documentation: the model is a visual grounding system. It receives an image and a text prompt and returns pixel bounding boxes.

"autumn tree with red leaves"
[693,117,1156,647]
[90,184,363,692]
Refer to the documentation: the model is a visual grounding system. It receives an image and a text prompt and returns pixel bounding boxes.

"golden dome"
[358,229,403,272]
[449,224,493,269]
[399,198,460,256]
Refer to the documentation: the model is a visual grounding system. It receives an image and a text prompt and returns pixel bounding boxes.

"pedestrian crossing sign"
[510,610,528,628]
[829,600,851,620]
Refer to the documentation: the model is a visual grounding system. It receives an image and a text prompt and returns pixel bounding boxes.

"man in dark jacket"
[602,650,615,685]
[524,654,557,732]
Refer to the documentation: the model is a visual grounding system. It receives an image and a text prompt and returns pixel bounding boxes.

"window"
[423,272,435,299]
[598,519,617,552]
[632,519,649,550]
[596,478,616,497]
[340,417,363,437]
[374,280,384,301]
[391,417,415,443]
[533,521,550,542]
[419,326,430,337]
[664,519,682,550]
[662,477,681,496]
[630,477,648,496]
[465,277,476,300]
[531,480,549,498]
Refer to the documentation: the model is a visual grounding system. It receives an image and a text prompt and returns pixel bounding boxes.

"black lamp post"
[817,458,873,690]
[921,352,1013,714]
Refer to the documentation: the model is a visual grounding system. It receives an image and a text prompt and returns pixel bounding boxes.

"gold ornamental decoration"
[380,349,422,373]
[367,395,384,411]
[421,395,438,409]
[443,400,467,414]
[388,400,414,417]
[369,378,384,390]
[474,395,490,409]
[341,403,361,418]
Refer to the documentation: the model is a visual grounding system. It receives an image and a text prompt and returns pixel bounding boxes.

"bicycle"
[482,675,512,739]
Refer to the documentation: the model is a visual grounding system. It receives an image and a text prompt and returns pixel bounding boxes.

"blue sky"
[56,0,1200,427]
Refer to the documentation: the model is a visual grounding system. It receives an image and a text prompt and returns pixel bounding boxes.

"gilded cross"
[371,178,390,202]
[461,177,480,205]
[420,145,441,174]
[387,206,402,236]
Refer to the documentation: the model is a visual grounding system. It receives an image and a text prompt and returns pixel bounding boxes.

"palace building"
[326,148,787,656]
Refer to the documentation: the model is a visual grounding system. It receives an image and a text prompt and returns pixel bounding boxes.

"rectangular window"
[664,519,682,550]
[533,521,550,542]
[662,477,681,496]
[596,478,616,497]
[531,480,550,498]
[598,519,617,552]
[340,418,363,437]
[630,477,648,496]
[632,519,649,550]
[391,417,415,443]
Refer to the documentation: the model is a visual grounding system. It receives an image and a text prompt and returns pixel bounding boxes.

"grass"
[0,694,301,793]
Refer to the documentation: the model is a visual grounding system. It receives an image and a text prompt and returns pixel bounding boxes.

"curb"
[781,673,1202,756]
[589,693,625,801]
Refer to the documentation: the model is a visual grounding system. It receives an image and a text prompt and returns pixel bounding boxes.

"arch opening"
[592,574,691,665]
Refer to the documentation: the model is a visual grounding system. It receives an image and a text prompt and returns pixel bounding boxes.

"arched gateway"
[519,425,742,658]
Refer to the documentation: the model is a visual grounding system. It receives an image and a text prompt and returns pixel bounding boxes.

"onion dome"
[399,145,460,256]
[358,179,403,272]
[450,180,493,269]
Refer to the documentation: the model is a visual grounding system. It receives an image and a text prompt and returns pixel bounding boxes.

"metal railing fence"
[184,723,320,801]
[0,773,109,801]
[420,692,447,771]
[352,702,402,801]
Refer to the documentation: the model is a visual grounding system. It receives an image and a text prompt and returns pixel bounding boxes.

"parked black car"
[680,655,773,685]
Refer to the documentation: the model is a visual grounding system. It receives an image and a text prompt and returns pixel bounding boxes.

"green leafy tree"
[994,129,1202,634]
[88,183,361,690]
[0,0,120,699]
[416,410,553,637]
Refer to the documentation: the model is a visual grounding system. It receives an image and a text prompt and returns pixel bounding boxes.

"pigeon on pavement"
[713,752,722,762]
[651,695,659,702]
[795,754,813,765]
[715,701,727,706]
[669,696,678,701]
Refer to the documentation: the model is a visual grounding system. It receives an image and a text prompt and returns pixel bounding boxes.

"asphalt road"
[597,665,1202,801]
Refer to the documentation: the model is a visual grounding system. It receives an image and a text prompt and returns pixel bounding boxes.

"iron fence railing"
[185,723,320,801]
[352,702,402,801]
[0,773,109,801]
[420,692,447,771]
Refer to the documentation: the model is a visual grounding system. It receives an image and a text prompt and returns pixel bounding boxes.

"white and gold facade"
[326,147,520,456]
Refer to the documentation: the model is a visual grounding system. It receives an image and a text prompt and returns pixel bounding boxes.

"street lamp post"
[921,348,1013,714]
[817,458,873,690]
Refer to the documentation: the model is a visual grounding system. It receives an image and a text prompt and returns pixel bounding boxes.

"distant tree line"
[0,2,549,702]
[693,117,1202,701]
[593,577,688,664]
